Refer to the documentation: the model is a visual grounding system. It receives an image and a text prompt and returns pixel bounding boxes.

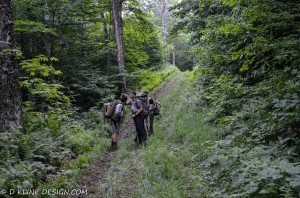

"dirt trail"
[152,73,183,100]
[71,73,183,198]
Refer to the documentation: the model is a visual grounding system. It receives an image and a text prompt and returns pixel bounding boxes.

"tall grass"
[127,64,178,92]
[129,72,222,197]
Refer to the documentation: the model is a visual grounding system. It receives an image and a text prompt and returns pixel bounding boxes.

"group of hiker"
[102,91,160,150]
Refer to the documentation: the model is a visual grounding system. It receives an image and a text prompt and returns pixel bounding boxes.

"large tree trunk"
[161,0,168,43]
[112,0,126,92]
[0,0,22,131]
[156,0,169,64]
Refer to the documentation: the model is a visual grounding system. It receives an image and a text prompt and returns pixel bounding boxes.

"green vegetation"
[133,72,221,197]
[191,68,300,197]
[1,0,180,193]
[0,55,174,193]
[128,65,178,92]
[0,107,109,192]
[90,72,221,197]
[1,0,178,190]
[171,0,300,196]
[0,56,110,191]
[13,0,167,109]
[1,0,299,197]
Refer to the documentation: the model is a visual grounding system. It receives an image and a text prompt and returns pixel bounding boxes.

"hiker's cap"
[129,91,136,95]
[142,91,149,95]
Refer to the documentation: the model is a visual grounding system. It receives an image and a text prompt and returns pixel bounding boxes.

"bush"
[190,66,300,197]
[0,56,110,192]
[171,0,300,196]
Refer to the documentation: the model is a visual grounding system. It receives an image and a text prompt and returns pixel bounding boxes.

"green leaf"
[286,166,300,176]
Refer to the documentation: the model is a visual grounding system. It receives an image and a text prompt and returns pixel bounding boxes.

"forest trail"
[72,73,183,198]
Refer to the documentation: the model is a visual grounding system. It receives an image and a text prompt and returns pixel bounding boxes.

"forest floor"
[71,73,184,198]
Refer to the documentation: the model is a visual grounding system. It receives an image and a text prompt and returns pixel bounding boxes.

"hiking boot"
[134,136,139,144]
[110,141,114,151]
[110,141,118,151]
[113,142,118,150]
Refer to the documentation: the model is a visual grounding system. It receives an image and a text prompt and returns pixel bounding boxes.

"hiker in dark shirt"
[129,91,147,144]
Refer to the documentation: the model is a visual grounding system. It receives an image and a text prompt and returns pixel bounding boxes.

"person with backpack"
[139,91,155,136]
[129,91,147,144]
[110,94,127,150]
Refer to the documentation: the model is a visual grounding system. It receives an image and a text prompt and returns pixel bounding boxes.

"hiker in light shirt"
[145,91,155,135]
[110,95,127,150]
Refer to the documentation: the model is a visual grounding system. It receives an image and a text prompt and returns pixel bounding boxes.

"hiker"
[110,94,127,150]
[129,91,147,144]
[139,91,155,136]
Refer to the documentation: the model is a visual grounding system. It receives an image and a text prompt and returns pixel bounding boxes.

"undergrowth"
[0,56,111,196]
[127,64,178,92]
[190,67,300,197]
[170,0,300,196]
[0,57,176,197]
[0,108,110,197]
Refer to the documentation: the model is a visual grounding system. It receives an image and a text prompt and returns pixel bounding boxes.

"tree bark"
[155,0,169,64]
[100,12,110,41]
[0,0,22,131]
[100,12,111,70]
[161,0,168,43]
[173,48,176,66]
[112,0,126,92]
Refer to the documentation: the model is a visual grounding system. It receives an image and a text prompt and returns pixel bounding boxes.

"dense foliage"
[13,0,164,109]
[172,0,300,196]
[0,0,177,193]
[127,65,177,91]
[2,0,299,196]
[0,57,108,191]
[0,57,175,193]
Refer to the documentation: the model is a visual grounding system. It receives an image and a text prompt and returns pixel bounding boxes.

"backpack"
[152,99,161,116]
[137,94,161,116]
[101,100,119,119]
[137,95,149,116]
[146,97,161,116]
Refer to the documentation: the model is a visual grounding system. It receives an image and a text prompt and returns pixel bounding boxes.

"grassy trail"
[73,71,220,197]
[71,73,182,197]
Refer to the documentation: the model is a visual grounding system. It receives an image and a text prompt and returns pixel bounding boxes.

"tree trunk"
[161,0,168,43]
[0,0,22,131]
[112,0,126,92]
[161,0,169,64]
[173,48,176,66]
[100,12,110,41]
[100,12,111,70]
